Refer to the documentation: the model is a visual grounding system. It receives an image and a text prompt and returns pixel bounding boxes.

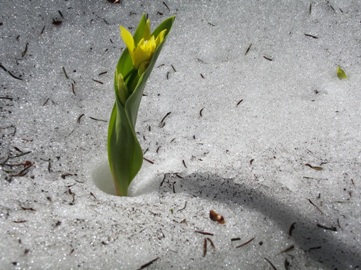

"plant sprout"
[337,66,347,80]
[108,14,175,196]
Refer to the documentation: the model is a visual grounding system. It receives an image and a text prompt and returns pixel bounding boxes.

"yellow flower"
[120,19,166,74]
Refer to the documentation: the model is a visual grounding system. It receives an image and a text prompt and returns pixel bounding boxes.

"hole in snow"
[92,159,116,195]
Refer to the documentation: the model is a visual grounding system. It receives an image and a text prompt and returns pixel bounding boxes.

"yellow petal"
[133,38,154,70]
[120,26,135,53]
[155,29,166,47]
[143,19,151,40]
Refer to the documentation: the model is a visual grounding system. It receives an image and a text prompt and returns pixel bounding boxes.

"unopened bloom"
[108,15,174,196]
[120,19,166,74]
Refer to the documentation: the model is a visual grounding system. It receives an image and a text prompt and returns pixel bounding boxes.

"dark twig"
[160,112,171,124]
[317,223,337,231]
[264,258,277,270]
[0,63,23,80]
[143,157,154,164]
[236,237,255,248]
[21,43,29,57]
[162,1,170,11]
[137,257,159,270]
[62,66,69,79]
[308,199,323,214]
[245,44,252,55]
[304,33,318,39]
[89,117,107,122]
[195,230,214,236]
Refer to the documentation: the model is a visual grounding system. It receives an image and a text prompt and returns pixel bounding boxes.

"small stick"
[236,237,255,248]
[67,187,75,205]
[89,116,107,122]
[182,159,187,168]
[317,223,337,231]
[162,1,170,11]
[20,206,35,211]
[61,173,74,179]
[195,230,214,236]
[0,96,13,101]
[0,63,23,80]
[9,151,32,159]
[47,160,52,172]
[21,43,29,57]
[264,258,277,270]
[276,245,294,255]
[177,201,187,212]
[326,0,335,12]
[304,33,318,39]
[71,83,75,95]
[160,174,166,187]
[11,163,33,177]
[160,112,171,124]
[43,98,50,106]
[92,79,103,84]
[171,64,176,72]
[288,222,296,236]
[137,257,159,270]
[143,157,154,164]
[231,237,241,241]
[199,107,204,117]
[62,66,69,79]
[77,114,85,124]
[206,237,215,249]
[308,199,323,214]
[245,44,252,55]
[13,220,27,223]
[236,99,243,106]
[305,163,323,171]
[308,246,322,251]
[203,238,207,257]
[263,56,273,61]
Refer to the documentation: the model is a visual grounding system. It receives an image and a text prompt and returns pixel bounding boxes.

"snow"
[1,0,361,269]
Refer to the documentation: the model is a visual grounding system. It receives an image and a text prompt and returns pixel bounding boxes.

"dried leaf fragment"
[305,163,323,171]
[209,210,225,224]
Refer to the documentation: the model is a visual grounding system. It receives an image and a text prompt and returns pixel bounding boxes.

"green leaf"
[108,15,175,196]
[337,66,347,80]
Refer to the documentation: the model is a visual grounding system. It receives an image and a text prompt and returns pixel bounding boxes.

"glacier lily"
[120,19,166,74]
[108,14,175,196]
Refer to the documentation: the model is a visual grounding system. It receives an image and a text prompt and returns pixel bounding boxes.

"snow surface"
[1,0,361,269]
